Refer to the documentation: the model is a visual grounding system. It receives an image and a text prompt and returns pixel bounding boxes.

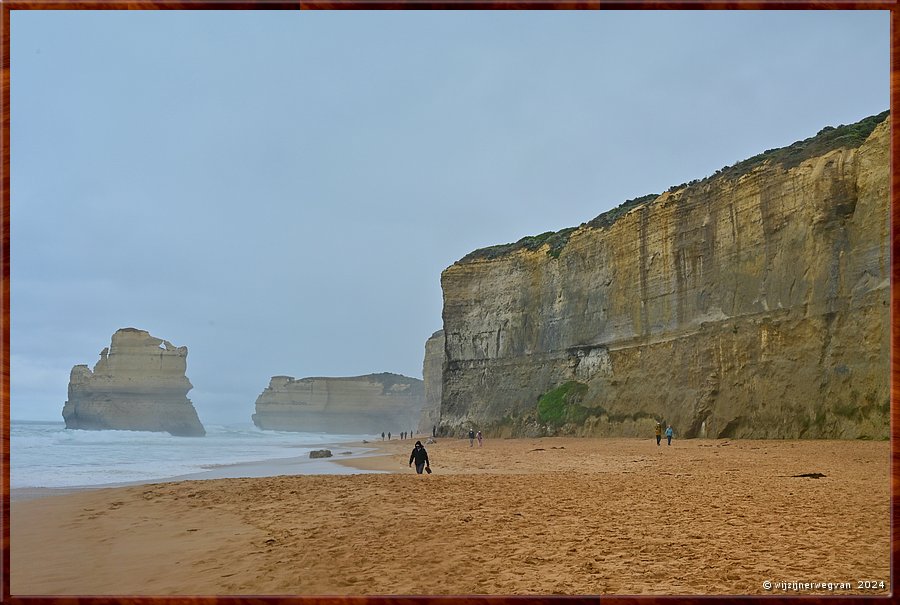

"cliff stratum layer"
[440,112,890,439]
[62,328,205,437]
[252,373,425,434]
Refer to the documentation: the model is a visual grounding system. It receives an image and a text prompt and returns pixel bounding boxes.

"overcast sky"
[10,10,889,425]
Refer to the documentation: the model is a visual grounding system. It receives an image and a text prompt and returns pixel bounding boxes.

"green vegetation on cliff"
[537,381,590,426]
[713,109,890,180]
[459,227,578,263]
[584,193,659,230]
[456,110,889,266]
[458,193,659,264]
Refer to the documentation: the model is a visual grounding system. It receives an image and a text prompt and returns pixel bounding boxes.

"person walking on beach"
[388,431,391,440]
[468,429,475,447]
[476,430,483,447]
[666,425,674,446]
[655,423,662,446]
[382,432,385,441]
[432,425,436,438]
[408,440,430,474]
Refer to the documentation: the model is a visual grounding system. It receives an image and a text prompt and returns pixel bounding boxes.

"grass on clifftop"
[458,193,658,263]
[584,193,658,230]
[456,110,889,266]
[459,227,578,263]
[713,109,890,180]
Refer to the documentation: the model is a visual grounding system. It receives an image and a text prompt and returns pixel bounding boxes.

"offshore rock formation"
[417,330,445,435]
[62,328,205,437]
[440,112,890,440]
[252,373,425,434]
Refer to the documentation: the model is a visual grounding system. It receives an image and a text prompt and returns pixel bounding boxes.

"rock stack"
[62,328,205,437]
[252,372,424,434]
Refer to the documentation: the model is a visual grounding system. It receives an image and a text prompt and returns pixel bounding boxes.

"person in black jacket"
[408,440,430,474]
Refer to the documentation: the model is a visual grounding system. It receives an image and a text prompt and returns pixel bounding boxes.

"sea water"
[11,420,382,489]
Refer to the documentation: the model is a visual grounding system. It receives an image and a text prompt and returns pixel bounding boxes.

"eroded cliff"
[440,112,890,439]
[252,373,425,434]
[62,328,205,437]
[417,330,445,435]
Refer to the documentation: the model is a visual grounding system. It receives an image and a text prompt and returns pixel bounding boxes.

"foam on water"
[11,420,380,488]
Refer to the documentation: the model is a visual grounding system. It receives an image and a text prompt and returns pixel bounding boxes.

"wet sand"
[11,436,890,595]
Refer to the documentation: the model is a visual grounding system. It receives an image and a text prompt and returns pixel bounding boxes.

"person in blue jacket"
[665,425,674,446]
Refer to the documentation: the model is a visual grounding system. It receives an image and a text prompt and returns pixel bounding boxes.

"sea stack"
[62,328,205,437]
[252,373,425,434]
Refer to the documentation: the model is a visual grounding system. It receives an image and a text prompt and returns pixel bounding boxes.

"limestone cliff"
[440,112,890,439]
[417,330,445,435]
[252,373,425,434]
[62,328,205,437]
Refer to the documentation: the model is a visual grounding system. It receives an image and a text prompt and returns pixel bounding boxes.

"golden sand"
[11,436,890,595]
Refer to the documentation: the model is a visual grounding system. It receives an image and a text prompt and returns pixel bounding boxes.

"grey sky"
[10,10,889,425]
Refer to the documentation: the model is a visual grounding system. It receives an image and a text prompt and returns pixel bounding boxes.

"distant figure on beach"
[388,432,391,440]
[468,429,475,447]
[382,432,385,441]
[432,425,436,438]
[401,431,405,440]
[476,430,483,447]
[666,425,674,446]
[655,423,662,446]
[408,440,430,474]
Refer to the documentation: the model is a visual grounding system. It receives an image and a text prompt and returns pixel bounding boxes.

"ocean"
[10,420,384,490]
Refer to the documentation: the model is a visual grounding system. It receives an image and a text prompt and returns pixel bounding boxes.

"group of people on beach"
[409,422,673,477]
[655,422,674,446]
[381,431,416,441]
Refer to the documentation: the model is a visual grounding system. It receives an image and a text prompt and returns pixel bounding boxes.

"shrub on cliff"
[460,227,578,263]
[537,381,589,426]
[585,193,658,230]
[456,110,889,268]
[717,109,889,179]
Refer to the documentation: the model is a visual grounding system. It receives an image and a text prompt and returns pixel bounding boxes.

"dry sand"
[11,436,890,596]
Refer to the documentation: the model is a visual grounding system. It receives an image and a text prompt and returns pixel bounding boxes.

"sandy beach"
[11,436,890,596]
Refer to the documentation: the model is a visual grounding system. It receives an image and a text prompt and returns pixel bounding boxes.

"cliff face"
[252,373,425,434]
[417,330,445,435]
[62,328,205,437]
[440,114,890,439]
